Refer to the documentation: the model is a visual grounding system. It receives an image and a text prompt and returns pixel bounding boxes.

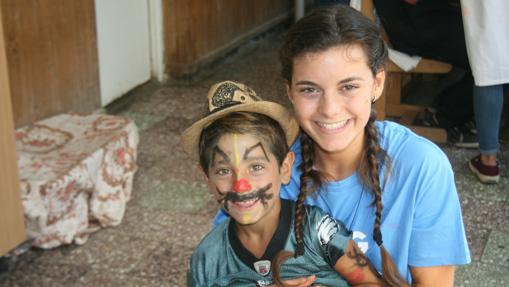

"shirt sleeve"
[308,206,352,267]
[407,145,471,266]
[187,253,205,287]
[186,269,197,287]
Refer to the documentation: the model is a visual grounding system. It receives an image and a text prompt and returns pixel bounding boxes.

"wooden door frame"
[0,3,26,256]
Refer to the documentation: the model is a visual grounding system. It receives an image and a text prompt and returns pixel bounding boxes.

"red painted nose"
[233,179,251,193]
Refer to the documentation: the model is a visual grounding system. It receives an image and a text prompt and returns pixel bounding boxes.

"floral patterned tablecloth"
[15,113,139,249]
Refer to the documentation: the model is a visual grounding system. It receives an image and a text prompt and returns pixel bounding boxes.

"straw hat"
[181,81,299,161]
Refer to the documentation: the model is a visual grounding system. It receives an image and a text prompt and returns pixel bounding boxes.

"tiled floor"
[1,28,508,286]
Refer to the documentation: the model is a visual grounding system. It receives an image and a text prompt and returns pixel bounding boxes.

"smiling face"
[287,44,385,161]
[205,133,293,226]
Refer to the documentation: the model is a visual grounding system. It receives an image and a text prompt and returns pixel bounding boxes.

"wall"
[95,0,152,106]
[0,3,26,256]
[163,0,293,76]
[1,0,101,128]
[1,0,295,124]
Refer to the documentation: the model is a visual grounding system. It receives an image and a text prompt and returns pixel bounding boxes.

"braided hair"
[360,110,407,286]
[273,5,407,286]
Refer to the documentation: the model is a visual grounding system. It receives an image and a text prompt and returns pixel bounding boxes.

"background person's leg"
[469,84,504,184]
[475,84,504,156]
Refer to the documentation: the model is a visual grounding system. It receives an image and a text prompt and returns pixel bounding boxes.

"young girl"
[183,81,392,286]
[278,5,470,286]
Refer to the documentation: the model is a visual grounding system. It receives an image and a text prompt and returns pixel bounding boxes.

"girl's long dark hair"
[272,5,407,286]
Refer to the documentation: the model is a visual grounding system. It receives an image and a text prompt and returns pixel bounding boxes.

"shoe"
[468,155,500,184]
[463,119,477,135]
[418,108,441,127]
[447,125,479,148]
[415,109,479,148]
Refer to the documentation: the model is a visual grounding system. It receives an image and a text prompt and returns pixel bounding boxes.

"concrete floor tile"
[106,81,167,114]
[129,153,204,206]
[119,203,214,242]
[145,154,202,184]
[29,227,161,274]
[136,130,176,171]
[481,231,509,268]
[461,197,509,232]
[455,261,509,287]
[74,269,169,287]
[126,207,215,286]
[118,111,166,131]
[500,152,509,178]
[136,118,204,181]
[0,262,88,287]
[154,94,208,122]
[129,242,195,286]
[138,130,171,155]
[110,205,174,240]
[455,172,509,203]
[441,145,478,174]
[463,226,490,261]
[129,212,216,286]
[138,179,212,214]
[144,114,196,141]
[130,167,161,202]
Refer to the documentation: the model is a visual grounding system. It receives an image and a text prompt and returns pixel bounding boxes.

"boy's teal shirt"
[189,199,352,287]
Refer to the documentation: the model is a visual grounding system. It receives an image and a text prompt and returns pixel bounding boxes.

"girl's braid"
[294,132,321,256]
[364,112,385,246]
[362,110,407,287]
[271,132,321,286]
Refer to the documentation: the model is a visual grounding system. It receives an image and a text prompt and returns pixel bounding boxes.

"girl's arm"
[410,265,455,287]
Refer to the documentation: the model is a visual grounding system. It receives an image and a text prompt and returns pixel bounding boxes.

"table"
[15,113,139,249]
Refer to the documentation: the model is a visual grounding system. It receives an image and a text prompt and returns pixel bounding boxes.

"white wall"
[148,0,165,82]
[95,0,153,106]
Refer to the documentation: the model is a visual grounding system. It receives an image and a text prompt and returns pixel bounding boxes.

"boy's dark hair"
[198,112,290,174]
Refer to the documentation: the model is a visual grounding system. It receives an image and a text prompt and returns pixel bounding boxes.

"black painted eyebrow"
[211,146,230,166]
[243,142,270,162]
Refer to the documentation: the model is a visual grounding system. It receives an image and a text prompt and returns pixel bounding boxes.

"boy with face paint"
[181,81,398,287]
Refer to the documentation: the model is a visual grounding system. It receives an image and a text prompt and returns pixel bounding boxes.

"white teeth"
[317,120,348,129]
[234,198,257,207]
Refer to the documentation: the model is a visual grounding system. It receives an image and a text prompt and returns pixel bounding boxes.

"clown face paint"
[206,133,292,226]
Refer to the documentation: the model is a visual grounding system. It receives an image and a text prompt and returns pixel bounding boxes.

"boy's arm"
[334,240,387,286]
[186,269,195,287]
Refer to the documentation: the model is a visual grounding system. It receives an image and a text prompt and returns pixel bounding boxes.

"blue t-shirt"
[214,121,471,282]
